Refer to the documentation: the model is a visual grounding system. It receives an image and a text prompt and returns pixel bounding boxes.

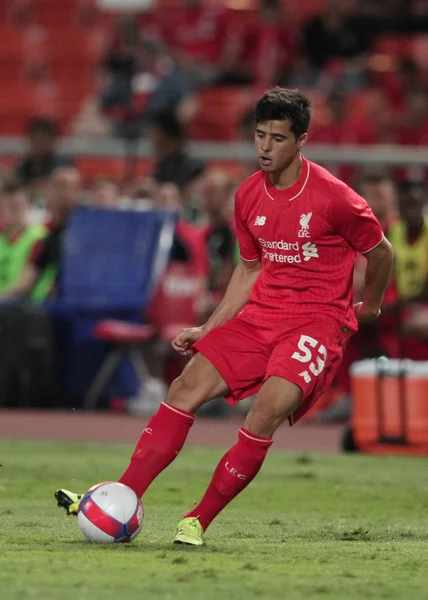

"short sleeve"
[330,186,384,254]
[234,189,261,261]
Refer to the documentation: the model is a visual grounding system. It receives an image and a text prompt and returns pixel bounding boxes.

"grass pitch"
[1,438,428,600]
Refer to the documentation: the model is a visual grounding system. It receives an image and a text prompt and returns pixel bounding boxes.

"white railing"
[1,136,428,165]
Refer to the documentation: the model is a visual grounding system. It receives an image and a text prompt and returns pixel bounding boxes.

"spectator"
[240,0,296,88]
[386,180,428,359]
[165,0,229,85]
[380,58,424,113]
[90,177,121,210]
[310,88,363,185]
[302,0,372,80]
[388,180,428,301]
[100,38,197,139]
[153,182,208,282]
[354,88,398,145]
[15,118,73,190]
[199,171,236,297]
[151,182,209,326]
[353,170,397,309]
[102,13,140,90]
[0,179,47,298]
[148,111,206,191]
[0,167,82,302]
[360,169,398,232]
[397,90,428,146]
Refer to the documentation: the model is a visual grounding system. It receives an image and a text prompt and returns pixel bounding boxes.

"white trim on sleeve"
[240,255,260,262]
[360,235,385,255]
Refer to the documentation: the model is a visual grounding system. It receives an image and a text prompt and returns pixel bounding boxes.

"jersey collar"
[263,156,310,203]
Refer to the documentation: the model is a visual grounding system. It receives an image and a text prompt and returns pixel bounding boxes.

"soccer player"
[56,88,393,546]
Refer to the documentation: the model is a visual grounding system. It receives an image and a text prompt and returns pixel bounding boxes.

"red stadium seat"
[74,158,152,185]
[189,87,252,141]
[93,321,155,344]
[85,261,201,410]
[375,33,428,69]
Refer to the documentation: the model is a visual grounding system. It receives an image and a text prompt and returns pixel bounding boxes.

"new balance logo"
[299,370,312,384]
[302,242,319,261]
[254,216,266,226]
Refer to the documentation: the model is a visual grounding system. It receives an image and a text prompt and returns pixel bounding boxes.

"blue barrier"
[61,206,177,311]
[51,207,177,405]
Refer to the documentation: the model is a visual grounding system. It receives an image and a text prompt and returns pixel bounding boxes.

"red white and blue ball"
[77,482,144,543]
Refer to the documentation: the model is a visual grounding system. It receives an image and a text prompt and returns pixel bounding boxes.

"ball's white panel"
[77,511,115,543]
[91,482,139,523]
[86,481,111,494]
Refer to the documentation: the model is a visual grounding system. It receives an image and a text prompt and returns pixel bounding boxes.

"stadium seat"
[85,261,201,410]
[375,34,428,69]
[74,157,152,185]
[189,87,252,141]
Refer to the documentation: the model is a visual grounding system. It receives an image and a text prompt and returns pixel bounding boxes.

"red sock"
[184,428,273,530]
[119,402,194,497]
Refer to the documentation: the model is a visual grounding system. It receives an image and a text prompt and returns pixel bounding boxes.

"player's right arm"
[172,186,262,355]
[171,256,262,355]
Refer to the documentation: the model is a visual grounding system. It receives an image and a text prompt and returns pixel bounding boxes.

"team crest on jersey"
[298,212,312,238]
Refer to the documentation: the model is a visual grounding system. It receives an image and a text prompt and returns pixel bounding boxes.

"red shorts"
[194,315,355,425]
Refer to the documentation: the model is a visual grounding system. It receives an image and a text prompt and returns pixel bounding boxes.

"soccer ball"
[77,482,144,543]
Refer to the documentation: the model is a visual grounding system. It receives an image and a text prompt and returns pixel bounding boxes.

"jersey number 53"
[291,335,327,384]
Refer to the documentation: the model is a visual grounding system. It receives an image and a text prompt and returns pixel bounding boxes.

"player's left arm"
[356,236,393,323]
[330,185,394,323]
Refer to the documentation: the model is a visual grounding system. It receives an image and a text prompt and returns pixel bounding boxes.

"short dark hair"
[151,111,184,141]
[27,117,58,138]
[254,87,313,138]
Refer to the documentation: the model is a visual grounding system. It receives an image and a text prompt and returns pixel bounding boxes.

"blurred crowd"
[1,103,428,416]
[2,0,428,416]
[71,0,428,144]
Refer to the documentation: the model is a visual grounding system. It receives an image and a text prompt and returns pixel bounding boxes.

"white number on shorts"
[292,335,327,383]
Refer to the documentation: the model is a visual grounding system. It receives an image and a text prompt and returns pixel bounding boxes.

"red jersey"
[235,157,383,330]
[242,24,294,87]
[167,5,227,67]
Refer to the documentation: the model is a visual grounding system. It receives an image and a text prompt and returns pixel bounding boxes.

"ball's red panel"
[79,497,123,539]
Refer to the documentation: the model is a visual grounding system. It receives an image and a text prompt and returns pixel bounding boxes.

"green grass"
[1,439,428,600]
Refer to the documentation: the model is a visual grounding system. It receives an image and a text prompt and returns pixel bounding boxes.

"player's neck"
[268,153,302,190]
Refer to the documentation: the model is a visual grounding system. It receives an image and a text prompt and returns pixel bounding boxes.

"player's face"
[255,120,306,174]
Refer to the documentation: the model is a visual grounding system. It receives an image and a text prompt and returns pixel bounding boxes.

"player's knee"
[166,373,199,412]
[246,400,286,437]
[245,378,302,437]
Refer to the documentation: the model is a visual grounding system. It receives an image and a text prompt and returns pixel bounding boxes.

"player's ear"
[298,133,308,150]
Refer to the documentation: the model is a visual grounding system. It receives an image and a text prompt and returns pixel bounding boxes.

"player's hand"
[171,326,207,356]
[354,302,381,323]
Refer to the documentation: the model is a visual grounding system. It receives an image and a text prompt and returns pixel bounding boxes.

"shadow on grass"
[60,540,235,554]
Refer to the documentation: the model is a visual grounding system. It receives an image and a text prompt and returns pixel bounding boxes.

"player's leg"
[118,353,229,496]
[55,353,229,514]
[176,376,301,544]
